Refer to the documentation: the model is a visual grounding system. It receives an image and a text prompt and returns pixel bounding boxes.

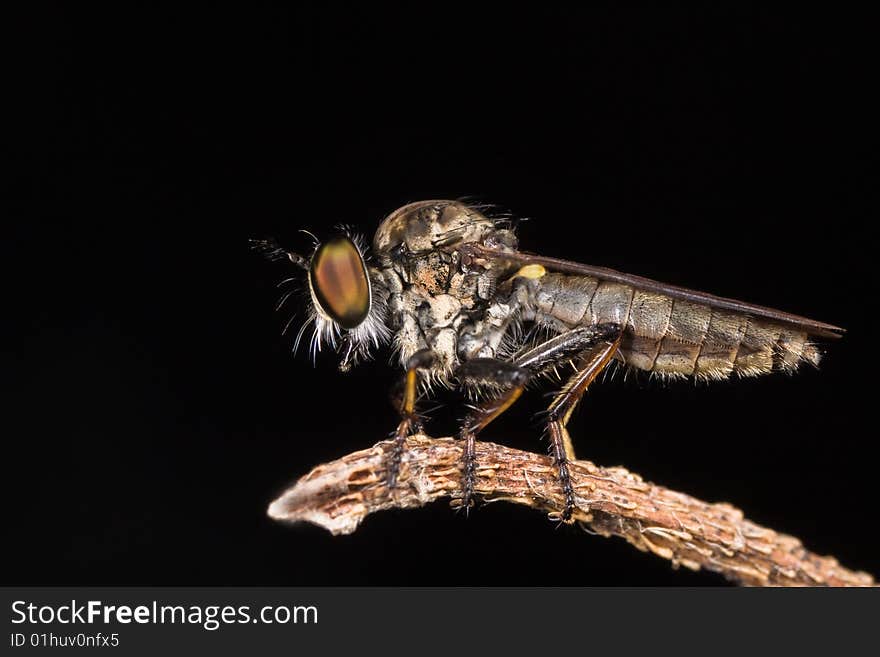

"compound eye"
[308,237,371,329]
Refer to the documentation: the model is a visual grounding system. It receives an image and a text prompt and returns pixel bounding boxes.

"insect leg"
[514,323,620,373]
[455,359,530,512]
[451,323,621,513]
[387,348,436,489]
[544,325,623,522]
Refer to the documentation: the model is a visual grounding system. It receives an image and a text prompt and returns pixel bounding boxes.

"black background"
[8,5,876,585]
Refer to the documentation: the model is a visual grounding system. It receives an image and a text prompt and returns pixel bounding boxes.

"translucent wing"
[474,246,845,339]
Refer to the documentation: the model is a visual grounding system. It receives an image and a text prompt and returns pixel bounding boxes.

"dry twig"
[268,434,874,587]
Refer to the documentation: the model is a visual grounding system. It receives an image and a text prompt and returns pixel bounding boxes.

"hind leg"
[543,328,622,522]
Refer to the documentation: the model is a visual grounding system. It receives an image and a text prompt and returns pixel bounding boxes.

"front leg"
[387,349,435,489]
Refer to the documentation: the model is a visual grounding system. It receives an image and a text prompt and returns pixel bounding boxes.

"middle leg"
[455,359,529,512]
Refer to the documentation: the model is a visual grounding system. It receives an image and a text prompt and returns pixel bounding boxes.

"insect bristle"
[249,237,289,262]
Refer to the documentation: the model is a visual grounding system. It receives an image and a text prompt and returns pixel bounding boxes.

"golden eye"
[308,237,371,329]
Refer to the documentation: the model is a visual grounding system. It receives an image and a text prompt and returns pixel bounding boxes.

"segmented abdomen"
[528,272,820,380]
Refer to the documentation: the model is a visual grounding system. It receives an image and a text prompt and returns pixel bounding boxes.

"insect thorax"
[371,200,521,380]
[378,248,508,380]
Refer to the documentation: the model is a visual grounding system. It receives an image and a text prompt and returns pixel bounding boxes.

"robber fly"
[253,200,843,522]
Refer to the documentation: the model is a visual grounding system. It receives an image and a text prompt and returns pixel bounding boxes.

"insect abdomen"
[623,292,821,379]
[529,274,820,380]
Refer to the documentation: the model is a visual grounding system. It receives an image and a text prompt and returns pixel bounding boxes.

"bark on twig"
[268,434,874,587]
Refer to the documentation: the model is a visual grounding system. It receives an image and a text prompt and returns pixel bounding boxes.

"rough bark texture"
[268,434,874,587]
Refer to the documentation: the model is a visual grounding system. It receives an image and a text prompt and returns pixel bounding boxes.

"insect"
[253,200,844,522]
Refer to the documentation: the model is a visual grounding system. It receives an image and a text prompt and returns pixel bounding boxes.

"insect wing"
[475,246,844,339]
